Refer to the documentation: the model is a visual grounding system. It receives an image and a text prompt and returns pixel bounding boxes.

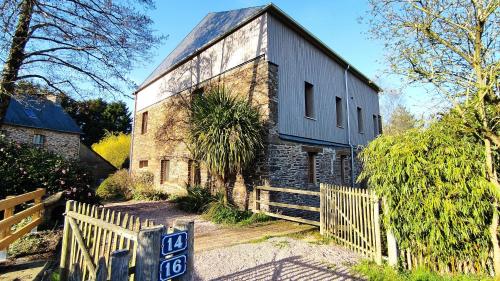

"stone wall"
[131,57,275,205]
[0,124,80,159]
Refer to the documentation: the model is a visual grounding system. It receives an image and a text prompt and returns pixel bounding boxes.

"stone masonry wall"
[131,57,275,206]
[0,124,80,159]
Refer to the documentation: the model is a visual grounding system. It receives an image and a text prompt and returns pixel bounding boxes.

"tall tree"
[0,0,164,123]
[366,0,499,272]
[60,96,131,146]
[384,105,418,135]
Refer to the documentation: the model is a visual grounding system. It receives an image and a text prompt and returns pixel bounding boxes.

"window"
[307,152,316,184]
[160,160,170,184]
[373,115,378,136]
[141,111,148,134]
[139,160,148,168]
[340,155,348,185]
[304,82,314,118]
[336,97,343,127]
[357,107,364,133]
[33,134,45,148]
[378,115,383,135]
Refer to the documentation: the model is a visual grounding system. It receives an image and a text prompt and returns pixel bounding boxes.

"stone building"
[1,95,82,159]
[130,4,382,212]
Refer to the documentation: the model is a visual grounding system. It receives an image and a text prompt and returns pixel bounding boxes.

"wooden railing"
[0,188,46,253]
[320,184,382,264]
[253,185,320,226]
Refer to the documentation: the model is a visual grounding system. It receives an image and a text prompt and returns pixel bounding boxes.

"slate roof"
[138,3,381,93]
[140,5,266,88]
[4,95,82,134]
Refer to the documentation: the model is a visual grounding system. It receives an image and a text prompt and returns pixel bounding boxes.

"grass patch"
[272,240,290,249]
[353,260,492,281]
[286,229,333,245]
[8,230,61,258]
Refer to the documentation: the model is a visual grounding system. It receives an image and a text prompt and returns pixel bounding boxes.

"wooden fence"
[319,184,382,263]
[60,200,194,281]
[253,185,320,226]
[0,188,46,259]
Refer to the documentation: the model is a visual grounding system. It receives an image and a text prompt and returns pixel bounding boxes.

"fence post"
[95,257,108,281]
[383,198,398,266]
[60,200,74,281]
[110,249,130,281]
[320,184,325,235]
[31,188,44,233]
[253,188,259,212]
[135,225,164,281]
[173,219,195,281]
[373,194,383,265]
[0,195,14,261]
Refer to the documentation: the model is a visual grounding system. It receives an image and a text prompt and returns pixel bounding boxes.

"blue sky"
[127,0,436,118]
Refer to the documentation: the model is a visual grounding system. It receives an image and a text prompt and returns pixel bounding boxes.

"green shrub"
[358,119,493,269]
[174,186,215,213]
[203,195,269,225]
[0,135,97,203]
[353,260,492,281]
[131,172,168,201]
[96,169,132,200]
[8,230,61,258]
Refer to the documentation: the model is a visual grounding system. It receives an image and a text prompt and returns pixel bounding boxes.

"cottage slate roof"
[4,95,82,134]
[140,5,266,88]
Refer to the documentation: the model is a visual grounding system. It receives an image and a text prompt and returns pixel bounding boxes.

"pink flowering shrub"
[0,135,98,203]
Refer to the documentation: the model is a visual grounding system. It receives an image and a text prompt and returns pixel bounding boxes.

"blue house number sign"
[159,255,186,280]
[161,231,188,255]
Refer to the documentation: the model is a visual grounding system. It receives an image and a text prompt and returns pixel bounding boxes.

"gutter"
[344,65,355,187]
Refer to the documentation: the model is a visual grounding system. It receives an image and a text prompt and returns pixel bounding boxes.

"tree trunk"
[0,0,35,124]
[485,138,500,275]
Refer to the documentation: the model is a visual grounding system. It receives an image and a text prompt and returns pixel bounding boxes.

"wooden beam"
[255,200,320,212]
[0,217,42,249]
[0,203,43,231]
[110,250,130,281]
[66,211,138,241]
[259,211,320,226]
[67,217,96,277]
[0,188,45,211]
[255,186,320,196]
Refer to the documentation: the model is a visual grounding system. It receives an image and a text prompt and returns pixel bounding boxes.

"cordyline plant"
[365,0,499,272]
[358,117,494,272]
[189,87,263,204]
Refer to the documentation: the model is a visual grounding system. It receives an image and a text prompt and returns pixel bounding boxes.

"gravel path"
[105,201,363,280]
[194,237,363,281]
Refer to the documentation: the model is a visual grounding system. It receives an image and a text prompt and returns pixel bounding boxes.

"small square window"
[304,82,314,118]
[33,134,45,148]
[139,160,148,168]
[141,111,148,134]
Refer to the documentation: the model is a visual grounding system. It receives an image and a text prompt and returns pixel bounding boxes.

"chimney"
[45,94,61,105]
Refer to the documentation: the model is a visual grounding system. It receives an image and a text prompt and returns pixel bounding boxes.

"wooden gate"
[320,184,382,263]
[60,200,194,281]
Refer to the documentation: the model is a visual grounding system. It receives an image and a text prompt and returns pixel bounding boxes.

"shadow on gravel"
[206,256,362,281]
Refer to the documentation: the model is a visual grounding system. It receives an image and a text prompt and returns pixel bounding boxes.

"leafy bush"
[91,132,131,168]
[358,119,493,269]
[203,194,270,225]
[174,186,215,213]
[0,135,97,203]
[96,169,132,200]
[96,170,167,201]
[353,260,491,281]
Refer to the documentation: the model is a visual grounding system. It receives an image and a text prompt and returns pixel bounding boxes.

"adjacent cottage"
[131,4,382,207]
[1,95,82,159]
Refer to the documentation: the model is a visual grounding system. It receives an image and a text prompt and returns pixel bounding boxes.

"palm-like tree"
[189,87,263,204]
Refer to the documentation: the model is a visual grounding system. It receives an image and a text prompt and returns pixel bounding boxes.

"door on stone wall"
[188,159,201,186]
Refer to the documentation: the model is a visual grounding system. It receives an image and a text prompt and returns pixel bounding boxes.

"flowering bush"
[0,135,98,203]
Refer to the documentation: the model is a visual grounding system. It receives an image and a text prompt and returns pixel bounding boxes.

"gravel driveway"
[105,201,363,280]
